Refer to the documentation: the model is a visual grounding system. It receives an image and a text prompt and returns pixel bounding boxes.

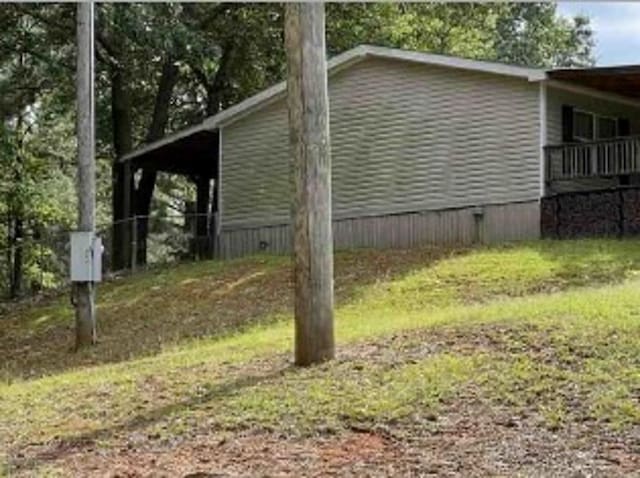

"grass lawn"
[1,239,640,476]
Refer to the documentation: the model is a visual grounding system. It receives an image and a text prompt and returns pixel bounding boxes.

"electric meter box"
[70,231,102,282]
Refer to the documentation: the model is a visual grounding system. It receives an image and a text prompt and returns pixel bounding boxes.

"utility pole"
[74,1,97,348]
[285,2,335,366]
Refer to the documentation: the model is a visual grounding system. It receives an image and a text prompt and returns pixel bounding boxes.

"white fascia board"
[208,82,287,129]
[362,45,547,82]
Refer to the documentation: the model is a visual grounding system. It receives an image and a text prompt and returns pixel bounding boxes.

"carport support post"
[195,175,212,259]
[285,2,335,366]
[210,178,219,256]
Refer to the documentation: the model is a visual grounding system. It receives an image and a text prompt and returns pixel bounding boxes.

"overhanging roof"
[125,129,219,177]
[120,122,217,164]
[548,64,640,100]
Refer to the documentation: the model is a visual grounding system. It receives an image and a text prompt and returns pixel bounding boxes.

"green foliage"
[326,3,594,67]
[0,5,77,296]
[0,103,78,294]
[494,3,594,67]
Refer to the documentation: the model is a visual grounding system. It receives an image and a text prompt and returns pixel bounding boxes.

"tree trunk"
[134,56,180,266]
[110,65,134,271]
[204,46,232,117]
[285,2,335,366]
[9,94,25,299]
[74,1,97,348]
[9,216,23,298]
[5,219,10,298]
[6,214,23,299]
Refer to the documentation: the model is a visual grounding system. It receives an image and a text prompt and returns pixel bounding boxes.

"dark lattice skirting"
[541,187,640,238]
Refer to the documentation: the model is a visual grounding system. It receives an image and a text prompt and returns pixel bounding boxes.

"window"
[597,116,617,139]
[571,109,620,142]
[573,110,594,141]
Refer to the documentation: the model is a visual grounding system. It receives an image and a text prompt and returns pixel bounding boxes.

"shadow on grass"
[8,361,295,473]
[0,246,462,381]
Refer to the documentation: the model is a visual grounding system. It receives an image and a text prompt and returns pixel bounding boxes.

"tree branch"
[96,30,120,69]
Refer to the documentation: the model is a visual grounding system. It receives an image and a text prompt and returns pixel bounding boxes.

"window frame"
[571,108,620,142]
[572,108,596,142]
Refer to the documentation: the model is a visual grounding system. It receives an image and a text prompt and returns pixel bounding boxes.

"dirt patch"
[14,430,402,477]
[10,410,638,477]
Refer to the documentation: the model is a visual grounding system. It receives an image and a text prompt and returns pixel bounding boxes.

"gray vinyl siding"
[221,57,541,228]
[546,85,640,194]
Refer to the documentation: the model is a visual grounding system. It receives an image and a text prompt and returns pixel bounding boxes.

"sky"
[557,2,640,66]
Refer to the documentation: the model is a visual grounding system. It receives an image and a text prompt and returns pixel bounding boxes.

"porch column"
[209,178,219,257]
[194,174,212,259]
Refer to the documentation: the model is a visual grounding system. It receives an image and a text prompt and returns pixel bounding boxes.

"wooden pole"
[285,2,335,366]
[74,1,97,348]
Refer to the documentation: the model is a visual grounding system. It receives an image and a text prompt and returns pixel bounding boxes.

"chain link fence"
[0,213,216,302]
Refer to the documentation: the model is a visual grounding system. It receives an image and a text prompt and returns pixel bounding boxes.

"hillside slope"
[2,239,640,476]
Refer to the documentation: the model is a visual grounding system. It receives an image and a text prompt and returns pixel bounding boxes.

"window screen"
[597,117,617,139]
[573,110,594,141]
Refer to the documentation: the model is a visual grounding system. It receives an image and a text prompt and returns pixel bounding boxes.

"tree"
[494,3,594,67]
[74,1,96,348]
[0,4,77,298]
[285,2,334,366]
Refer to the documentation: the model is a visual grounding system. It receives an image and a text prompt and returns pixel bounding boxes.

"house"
[121,45,640,258]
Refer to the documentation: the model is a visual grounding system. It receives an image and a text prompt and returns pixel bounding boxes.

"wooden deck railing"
[545,136,640,182]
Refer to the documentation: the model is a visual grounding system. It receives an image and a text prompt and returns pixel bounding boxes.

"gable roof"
[122,44,547,162]
[205,44,547,129]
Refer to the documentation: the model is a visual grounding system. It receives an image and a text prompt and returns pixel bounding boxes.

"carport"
[114,121,220,268]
